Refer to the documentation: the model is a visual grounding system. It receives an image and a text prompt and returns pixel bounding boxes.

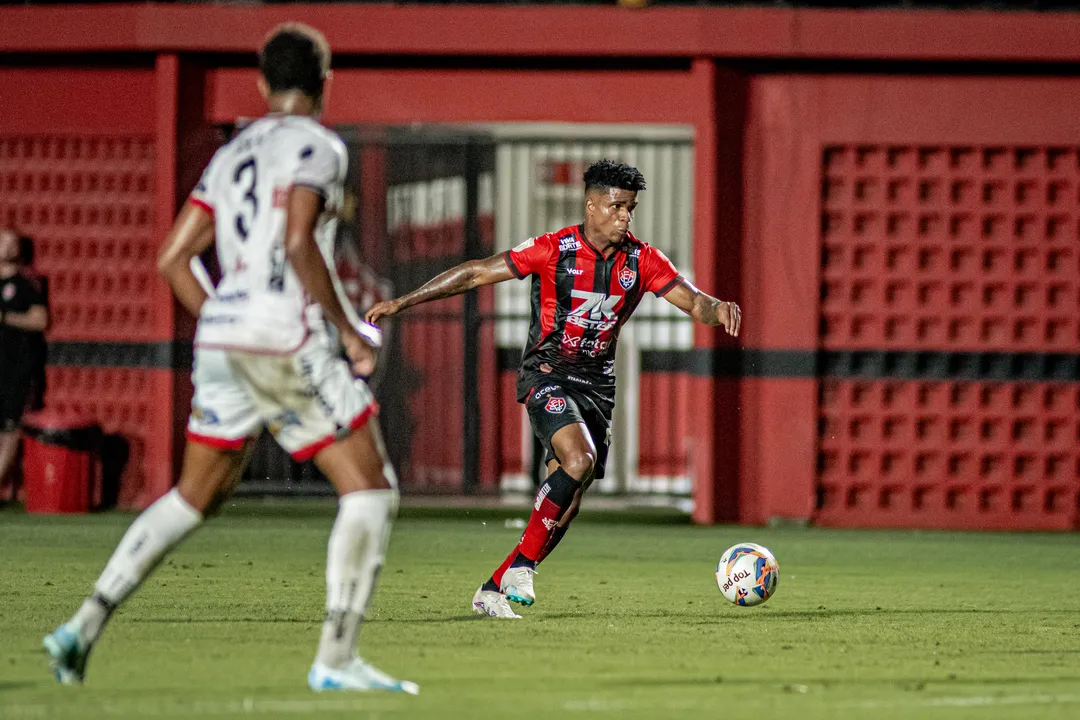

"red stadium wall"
[2,5,1080,528]
[744,76,1080,530]
[0,66,182,508]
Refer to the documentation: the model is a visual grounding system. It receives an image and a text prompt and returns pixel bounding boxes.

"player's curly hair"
[259,23,331,99]
[583,160,647,193]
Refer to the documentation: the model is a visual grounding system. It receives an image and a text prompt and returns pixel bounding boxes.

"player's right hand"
[365,299,401,324]
[342,329,378,378]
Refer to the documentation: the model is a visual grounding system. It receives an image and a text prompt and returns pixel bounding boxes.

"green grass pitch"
[1,501,1079,719]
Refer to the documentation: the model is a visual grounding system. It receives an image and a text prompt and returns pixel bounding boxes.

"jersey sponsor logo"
[560,332,610,357]
[567,289,622,331]
[566,267,583,276]
[618,267,637,291]
[629,247,641,258]
[513,237,536,253]
[217,291,249,303]
[545,397,566,414]
[559,235,582,251]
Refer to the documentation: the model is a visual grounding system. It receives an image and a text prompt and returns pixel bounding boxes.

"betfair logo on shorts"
[567,290,621,331]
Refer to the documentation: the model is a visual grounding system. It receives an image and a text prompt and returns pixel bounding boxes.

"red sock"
[518,495,564,561]
[491,543,521,588]
[490,469,580,585]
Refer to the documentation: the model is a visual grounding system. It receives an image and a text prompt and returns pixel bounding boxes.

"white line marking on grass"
[925,694,1080,708]
[564,699,636,712]
[1,697,404,718]
[856,694,1080,710]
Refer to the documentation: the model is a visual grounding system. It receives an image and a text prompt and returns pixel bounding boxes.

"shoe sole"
[309,672,419,695]
[505,592,534,607]
[472,598,522,619]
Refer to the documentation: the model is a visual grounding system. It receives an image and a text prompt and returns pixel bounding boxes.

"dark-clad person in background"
[0,228,49,505]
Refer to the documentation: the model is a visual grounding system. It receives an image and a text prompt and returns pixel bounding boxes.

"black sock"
[481,578,500,593]
[509,552,536,570]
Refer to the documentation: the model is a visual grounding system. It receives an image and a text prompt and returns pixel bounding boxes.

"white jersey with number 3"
[190,114,348,353]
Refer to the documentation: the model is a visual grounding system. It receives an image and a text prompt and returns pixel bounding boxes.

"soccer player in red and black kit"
[366,160,740,618]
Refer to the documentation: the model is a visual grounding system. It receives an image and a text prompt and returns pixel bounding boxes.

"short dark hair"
[583,160,646,194]
[259,23,331,99]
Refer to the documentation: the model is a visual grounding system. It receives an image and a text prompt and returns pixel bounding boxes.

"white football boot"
[43,623,91,685]
[499,566,536,607]
[471,587,522,619]
[308,657,419,694]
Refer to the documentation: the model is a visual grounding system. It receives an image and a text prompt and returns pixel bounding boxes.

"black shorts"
[525,383,612,479]
[0,383,30,433]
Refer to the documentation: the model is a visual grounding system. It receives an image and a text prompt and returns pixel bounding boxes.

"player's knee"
[561,451,595,481]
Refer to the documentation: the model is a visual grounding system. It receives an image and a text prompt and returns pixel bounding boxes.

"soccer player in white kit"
[43,23,417,695]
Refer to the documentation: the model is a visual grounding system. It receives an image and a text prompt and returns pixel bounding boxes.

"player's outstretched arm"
[285,186,377,377]
[365,254,515,324]
[157,202,217,317]
[662,279,741,337]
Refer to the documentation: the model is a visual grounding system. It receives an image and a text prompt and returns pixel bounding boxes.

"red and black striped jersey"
[503,224,682,405]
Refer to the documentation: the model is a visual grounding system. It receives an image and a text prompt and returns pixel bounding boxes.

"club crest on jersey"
[618,267,637,290]
[545,397,566,414]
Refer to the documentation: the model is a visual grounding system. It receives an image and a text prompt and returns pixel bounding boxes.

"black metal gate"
[239,126,496,496]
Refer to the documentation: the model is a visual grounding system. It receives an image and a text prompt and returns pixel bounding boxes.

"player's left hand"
[342,329,378,378]
[365,298,402,324]
[717,300,741,337]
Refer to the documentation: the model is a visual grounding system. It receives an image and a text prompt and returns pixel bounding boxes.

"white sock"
[71,489,203,645]
[315,489,397,669]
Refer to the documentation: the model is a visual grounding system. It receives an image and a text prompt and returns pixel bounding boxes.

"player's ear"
[256,76,270,101]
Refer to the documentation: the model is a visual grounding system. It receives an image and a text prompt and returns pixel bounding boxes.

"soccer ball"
[716,543,779,607]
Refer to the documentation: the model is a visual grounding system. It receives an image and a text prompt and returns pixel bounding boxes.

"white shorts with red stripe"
[186,330,377,461]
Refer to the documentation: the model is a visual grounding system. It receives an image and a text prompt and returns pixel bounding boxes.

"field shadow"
[380,615,490,624]
[130,617,313,624]
[133,614,486,625]
[0,681,36,692]
[688,607,1080,623]
[599,675,1080,688]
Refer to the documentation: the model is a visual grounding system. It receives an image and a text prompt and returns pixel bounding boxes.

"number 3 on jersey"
[233,157,258,240]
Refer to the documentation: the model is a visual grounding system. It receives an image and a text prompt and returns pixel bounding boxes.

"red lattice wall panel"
[820,145,1079,353]
[0,133,175,507]
[818,379,1078,530]
[816,145,1080,530]
[0,135,161,342]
